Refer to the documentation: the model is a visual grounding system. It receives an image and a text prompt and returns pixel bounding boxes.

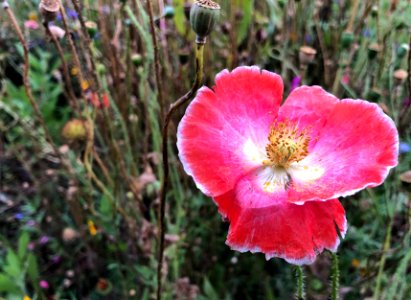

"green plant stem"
[373,218,393,300]
[296,266,305,300]
[156,42,204,300]
[146,0,165,118]
[331,253,340,300]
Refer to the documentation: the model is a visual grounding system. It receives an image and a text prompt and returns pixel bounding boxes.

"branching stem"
[156,43,204,300]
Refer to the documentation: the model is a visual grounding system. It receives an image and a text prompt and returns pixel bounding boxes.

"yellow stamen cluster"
[265,120,310,168]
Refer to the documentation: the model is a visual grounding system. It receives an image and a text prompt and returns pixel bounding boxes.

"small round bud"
[190,0,221,44]
[96,63,106,75]
[299,46,317,66]
[39,0,60,22]
[368,43,382,60]
[62,119,87,141]
[164,6,175,19]
[341,31,354,49]
[396,43,409,59]
[131,53,143,66]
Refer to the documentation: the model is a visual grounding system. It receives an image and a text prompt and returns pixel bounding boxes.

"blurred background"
[0,0,410,299]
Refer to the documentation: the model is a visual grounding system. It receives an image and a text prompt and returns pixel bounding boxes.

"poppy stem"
[296,266,305,300]
[331,252,340,300]
[156,42,205,300]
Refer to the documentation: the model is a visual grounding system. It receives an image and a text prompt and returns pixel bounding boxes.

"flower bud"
[190,0,221,44]
[39,0,60,22]
[62,119,87,141]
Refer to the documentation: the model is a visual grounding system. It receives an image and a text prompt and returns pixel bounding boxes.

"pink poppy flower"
[177,66,398,264]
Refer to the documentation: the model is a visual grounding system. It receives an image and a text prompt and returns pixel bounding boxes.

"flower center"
[265,120,310,168]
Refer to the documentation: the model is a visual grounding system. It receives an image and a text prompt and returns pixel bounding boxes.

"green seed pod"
[131,53,143,66]
[85,21,98,38]
[190,0,221,44]
[368,43,381,60]
[341,31,354,49]
[396,43,409,59]
[371,5,378,18]
[164,6,175,19]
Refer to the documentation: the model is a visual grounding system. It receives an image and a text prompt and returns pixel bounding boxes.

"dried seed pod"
[393,69,408,84]
[190,0,221,44]
[299,46,317,67]
[39,0,60,22]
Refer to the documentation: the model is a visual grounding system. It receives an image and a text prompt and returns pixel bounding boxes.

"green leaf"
[236,0,254,45]
[203,277,219,300]
[26,253,39,283]
[4,250,21,278]
[173,0,186,36]
[0,274,19,293]
[18,232,30,260]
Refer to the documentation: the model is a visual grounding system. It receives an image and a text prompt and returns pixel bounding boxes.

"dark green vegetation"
[0,0,410,299]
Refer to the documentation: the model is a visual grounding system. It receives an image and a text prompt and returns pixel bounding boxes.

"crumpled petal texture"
[177,66,283,196]
[177,66,399,264]
[215,189,347,265]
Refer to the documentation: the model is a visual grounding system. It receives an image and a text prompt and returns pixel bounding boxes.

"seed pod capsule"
[39,0,60,22]
[190,0,221,44]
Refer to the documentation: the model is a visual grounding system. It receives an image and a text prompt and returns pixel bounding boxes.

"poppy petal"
[214,187,347,265]
[283,97,398,203]
[177,66,283,196]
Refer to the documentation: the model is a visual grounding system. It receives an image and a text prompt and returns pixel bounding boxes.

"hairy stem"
[296,266,305,300]
[331,253,340,300]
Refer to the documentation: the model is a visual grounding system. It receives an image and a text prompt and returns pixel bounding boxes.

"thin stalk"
[146,0,165,118]
[373,218,393,300]
[296,266,305,300]
[156,43,204,300]
[331,253,340,300]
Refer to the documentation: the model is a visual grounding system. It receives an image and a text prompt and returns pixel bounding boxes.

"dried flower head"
[299,46,317,66]
[39,0,60,22]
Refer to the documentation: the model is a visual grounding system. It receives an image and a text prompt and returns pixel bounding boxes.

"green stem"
[373,218,393,300]
[296,266,305,300]
[331,253,340,300]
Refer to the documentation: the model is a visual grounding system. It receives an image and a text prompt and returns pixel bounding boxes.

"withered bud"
[39,0,60,22]
[299,46,317,66]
